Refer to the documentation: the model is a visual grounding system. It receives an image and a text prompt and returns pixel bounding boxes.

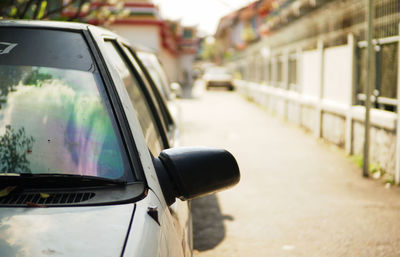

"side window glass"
[102,40,163,156]
[121,47,173,130]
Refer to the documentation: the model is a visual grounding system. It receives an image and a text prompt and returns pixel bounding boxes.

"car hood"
[0,204,134,257]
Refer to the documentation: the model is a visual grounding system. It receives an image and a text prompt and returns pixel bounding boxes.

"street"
[179,88,400,257]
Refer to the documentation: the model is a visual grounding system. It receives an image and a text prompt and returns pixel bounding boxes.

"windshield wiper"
[0,173,127,188]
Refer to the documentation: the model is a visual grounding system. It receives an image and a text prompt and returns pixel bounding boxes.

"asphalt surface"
[178,86,400,257]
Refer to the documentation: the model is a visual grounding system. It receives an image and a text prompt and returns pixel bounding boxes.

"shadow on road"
[192,194,233,251]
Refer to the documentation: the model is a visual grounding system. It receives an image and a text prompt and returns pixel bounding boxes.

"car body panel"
[0,205,134,257]
[123,190,185,257]
[88,28,192,256]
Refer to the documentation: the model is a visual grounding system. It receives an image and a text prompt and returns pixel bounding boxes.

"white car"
[203,66,234,91]
[0,20,240,257]
[136,49,182,145]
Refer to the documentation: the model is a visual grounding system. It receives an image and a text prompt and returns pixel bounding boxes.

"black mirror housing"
[154,147,240,206]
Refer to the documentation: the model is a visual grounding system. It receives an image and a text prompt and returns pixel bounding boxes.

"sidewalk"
[178,89,400,257]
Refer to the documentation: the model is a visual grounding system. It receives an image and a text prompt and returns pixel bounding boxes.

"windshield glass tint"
[0,65,125,179]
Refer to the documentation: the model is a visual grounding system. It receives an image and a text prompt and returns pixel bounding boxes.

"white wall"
[159,49,180,83]
[301,49,320,98]
[107,25,160,53]
[323,45,352,105]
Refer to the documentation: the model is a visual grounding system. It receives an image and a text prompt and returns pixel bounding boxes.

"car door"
[117,45,192,255]
[112,41,192,257]
[88,28,189,256]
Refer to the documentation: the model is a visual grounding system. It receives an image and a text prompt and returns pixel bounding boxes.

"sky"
[153,0,255,36]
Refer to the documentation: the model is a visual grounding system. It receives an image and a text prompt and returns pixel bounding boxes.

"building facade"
[61,0,199,88]
[106,0,198,88]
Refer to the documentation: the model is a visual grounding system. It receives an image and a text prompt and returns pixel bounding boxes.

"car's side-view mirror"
[153,147,240,206]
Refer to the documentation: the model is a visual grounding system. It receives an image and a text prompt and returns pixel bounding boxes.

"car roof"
[0,19,90,30]
[1,20,155,51]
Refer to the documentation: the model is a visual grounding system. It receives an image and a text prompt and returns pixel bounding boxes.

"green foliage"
[352,154,363,169]
[351,154,397,185]
[0,67,53,110]
[37,0,47,19]
[24,69,53,87]
[0,66,24,108]
[200,38,217,61]
[369,162,382,174]
[0,125,35,174]
[0,0,126,25]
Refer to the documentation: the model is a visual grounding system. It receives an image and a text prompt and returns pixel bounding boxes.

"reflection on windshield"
[0,65,125,179]
[0,125,34,174]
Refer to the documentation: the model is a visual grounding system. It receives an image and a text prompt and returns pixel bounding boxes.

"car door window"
[121,47,174,128]
[122,48,175,140]
[102,40,163,156]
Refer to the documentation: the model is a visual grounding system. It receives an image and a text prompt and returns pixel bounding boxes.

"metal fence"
[240,0,400,111]
[355,0,400,111]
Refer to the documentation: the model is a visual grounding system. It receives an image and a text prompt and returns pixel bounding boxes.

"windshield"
[0,28,129,180]
[0,65,126,179]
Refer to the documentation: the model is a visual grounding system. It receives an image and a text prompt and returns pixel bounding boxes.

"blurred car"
[137,50,182,100]
[0,20,240,257]
[203,66,234,90]
[136,50,182,145]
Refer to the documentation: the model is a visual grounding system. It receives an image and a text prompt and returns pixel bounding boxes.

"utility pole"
[363,0,374,177]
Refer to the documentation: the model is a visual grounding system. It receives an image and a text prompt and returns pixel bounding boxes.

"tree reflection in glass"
[0,65,126,179]
[0,126,34,174]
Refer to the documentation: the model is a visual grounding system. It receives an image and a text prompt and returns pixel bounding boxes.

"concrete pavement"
[178,89,400,257]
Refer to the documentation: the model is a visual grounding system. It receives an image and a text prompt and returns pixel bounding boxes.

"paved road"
[178,88,400,257]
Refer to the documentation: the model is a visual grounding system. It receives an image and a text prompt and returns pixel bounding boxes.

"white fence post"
[297,47,303,125]
[297,47,302,93]
[345,34,356,154]
[284,51,290,90]
[284,51,290,119]
[272,56,277,87]
[315,39,324,138]
[395,24,400,184]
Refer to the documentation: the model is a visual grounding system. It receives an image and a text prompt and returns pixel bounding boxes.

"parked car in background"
[0,20,240,257]
[203,66,234,91]
[136,49,182,145]
[137,50,182,101]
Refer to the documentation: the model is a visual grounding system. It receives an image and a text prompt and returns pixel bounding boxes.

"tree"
[0,0,126,25]
[200,36,217,61]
